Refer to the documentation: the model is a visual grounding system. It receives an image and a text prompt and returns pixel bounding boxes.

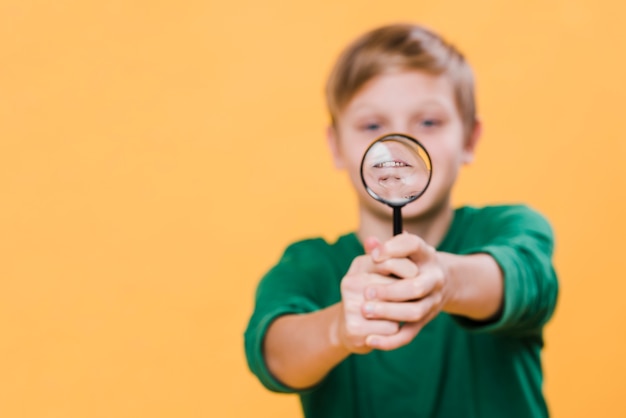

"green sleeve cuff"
[244,299,320,393]
[451,245,529,334]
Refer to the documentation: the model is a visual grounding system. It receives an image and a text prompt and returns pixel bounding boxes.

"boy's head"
[325,24,482,224]
[325,23,476,139]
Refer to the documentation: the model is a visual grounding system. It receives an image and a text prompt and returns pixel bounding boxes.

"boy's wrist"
[438,252,464,316]
[328,303,343,349]
[438,252,504,320]
[327,303,353,355]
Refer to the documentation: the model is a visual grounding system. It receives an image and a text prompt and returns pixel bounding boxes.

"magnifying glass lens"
[361,134,432,207]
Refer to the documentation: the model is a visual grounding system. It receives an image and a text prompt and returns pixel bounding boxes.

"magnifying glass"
[360,133,433,236]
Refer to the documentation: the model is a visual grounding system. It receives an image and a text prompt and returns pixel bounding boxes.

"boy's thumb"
[363,236,382,260]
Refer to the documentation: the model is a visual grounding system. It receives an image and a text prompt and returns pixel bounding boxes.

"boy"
[245,23,558,417]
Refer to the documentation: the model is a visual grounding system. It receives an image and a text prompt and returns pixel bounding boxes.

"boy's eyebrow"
[349,99,452,115]
[415,99,449,107]
[347,103,382,113]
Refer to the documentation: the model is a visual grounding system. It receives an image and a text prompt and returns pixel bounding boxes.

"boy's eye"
[420,119,440,128]
[362,123,381,131]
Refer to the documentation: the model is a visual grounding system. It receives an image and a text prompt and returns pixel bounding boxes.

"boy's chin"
[364,199,435,220]
[396,198,449,222]
[359,192,450,224]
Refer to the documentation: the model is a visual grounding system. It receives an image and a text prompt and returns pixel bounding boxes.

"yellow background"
[1,0,625,417]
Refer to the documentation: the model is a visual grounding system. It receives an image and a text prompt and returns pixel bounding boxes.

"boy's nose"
[388,124,412,136]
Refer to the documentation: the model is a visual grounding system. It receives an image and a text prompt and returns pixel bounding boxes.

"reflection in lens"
[360,134,432,207]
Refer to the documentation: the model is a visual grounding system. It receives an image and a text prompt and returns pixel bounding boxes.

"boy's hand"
[360,233,456,351]
[337,237,418,354]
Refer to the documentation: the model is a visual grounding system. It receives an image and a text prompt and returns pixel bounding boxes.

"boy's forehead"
[343,71,456,113]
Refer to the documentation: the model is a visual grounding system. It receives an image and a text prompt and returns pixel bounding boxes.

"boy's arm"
[449,210,559,336]
[360,209,558,349]
[356,235,503,349]
[262,249,424,389]
[440,251,504,320]
[262,304,349,390]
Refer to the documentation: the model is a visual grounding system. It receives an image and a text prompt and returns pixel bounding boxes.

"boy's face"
[328,70,480,221]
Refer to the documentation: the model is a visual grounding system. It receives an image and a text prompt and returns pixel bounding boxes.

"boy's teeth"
[378,161,406,167]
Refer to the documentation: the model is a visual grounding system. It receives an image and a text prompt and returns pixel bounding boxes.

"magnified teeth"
[374,161,409,168]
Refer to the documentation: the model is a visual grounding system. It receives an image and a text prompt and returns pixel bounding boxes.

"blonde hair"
[325,23,476,136]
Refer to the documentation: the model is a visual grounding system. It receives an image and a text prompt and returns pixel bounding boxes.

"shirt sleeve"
[452,205,559,337]
[244,238,334,393]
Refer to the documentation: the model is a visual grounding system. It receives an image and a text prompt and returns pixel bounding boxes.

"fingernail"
[364,302,375,316]
[365,288,377,300]
[367,335,379,347]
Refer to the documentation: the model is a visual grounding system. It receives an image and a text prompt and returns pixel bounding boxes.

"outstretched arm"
[361,233,504,350]
[262,238,419,389]
[262,303,349,390]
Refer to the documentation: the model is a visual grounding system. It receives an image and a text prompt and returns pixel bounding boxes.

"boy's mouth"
[373,160,412,168]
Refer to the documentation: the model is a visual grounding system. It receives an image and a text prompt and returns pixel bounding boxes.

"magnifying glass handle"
[393,207,402,236]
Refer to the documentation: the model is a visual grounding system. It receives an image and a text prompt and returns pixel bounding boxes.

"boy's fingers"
[365,309,440,350]
[346,255,374,275]
[363,236,382,255]
[374,233,435,263]
[365,273,436,302]
[365,322,423,351]
[370,258,419,280]
[362,297,436,322]
[344,315,400,336]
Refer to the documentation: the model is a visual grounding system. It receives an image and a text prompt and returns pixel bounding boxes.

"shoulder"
[459,203,545,218]
[277,232,361,269]
[283,232,359,254]
[458,204,553,233]
[257,233,359,301]
[446,204,554,253]
[282,237,330,258]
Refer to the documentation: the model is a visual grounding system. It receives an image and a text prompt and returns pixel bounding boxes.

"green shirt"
[245,205,559,418]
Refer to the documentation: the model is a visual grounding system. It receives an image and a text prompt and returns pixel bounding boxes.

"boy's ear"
[462,119,482,164]
[326,125,345,169]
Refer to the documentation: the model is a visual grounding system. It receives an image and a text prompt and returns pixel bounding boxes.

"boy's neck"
[356,202,454,249]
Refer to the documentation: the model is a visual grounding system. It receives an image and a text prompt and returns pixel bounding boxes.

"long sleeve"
[451,205,559,337]
[244,237,350,392]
